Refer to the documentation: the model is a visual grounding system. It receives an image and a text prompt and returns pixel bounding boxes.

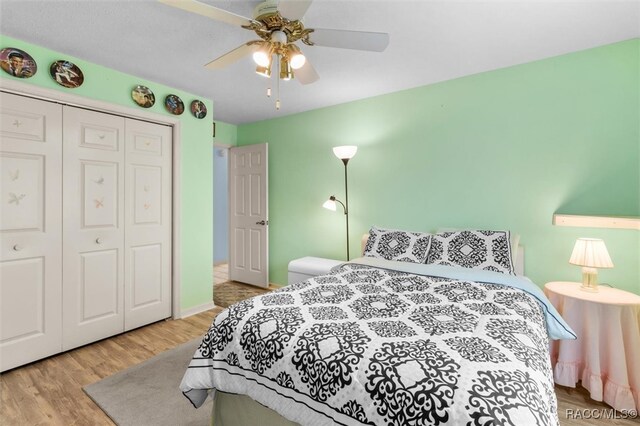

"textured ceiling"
[1,0,638,124]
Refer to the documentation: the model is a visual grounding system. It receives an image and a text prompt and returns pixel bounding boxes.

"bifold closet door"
[123,118,172,330]
[62,107,125,351]
[0,92,63,371]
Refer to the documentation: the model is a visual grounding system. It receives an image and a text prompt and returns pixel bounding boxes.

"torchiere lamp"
[323,145,357,260]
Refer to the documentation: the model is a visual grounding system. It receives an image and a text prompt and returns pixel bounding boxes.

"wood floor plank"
[17,365,65,425]
[1,375,30,425]
[33,359,89,425]
[0,309,220,426]
[1,305,637,426]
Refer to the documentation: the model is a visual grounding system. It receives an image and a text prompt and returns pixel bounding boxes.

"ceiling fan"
[158,0,390,86]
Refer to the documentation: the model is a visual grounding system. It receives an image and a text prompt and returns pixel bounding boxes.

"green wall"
[0,35,214,310]
[238,39,640,294]
[213,121,238,146]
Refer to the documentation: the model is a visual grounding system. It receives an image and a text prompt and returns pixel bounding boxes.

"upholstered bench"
[287,257,344,285]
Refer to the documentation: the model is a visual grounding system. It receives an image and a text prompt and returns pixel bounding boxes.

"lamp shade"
[288,45,306,70]
[322,198,337,211]
[252,42,272,67]
[255,64,271,78]
[253,51,271,67]
[333,146,357,160]
[279,57,292,80]
[569,238,614,268]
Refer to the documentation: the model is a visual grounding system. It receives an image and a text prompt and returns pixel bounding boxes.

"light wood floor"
[1,307,637,425]
[213,263,228,285]
[0,308,222,426]
[555,385,640,425]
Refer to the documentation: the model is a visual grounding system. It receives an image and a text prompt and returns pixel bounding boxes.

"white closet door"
[62,106,125,350]
[123,118,172,330]
[0,93,63,372]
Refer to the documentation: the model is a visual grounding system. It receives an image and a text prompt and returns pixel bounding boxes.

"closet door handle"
[95,237,103,244]
[256,220,268,226]
[13,244,22,251]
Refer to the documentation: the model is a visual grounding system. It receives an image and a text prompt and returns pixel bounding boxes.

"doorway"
[227,143,269,287]
[213,142,269,293]
[213,145,230,286]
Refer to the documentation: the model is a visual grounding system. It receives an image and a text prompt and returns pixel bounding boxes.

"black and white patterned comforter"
[181,258,574,425]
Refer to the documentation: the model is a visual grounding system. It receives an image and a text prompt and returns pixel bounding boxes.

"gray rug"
[84,339,212,426]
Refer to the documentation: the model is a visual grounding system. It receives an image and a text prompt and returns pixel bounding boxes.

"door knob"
[96,237,103,244]
[13,244,22,251]
[256,220,268,225]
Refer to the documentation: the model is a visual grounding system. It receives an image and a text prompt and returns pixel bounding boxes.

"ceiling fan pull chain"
[276,55,281,110]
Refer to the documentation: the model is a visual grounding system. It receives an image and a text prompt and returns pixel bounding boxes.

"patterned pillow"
[426,230,515,274]
[363,226,432,263]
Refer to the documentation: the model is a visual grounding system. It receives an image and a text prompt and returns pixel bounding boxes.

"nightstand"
[544,281,640,412]
[287,257,344,285]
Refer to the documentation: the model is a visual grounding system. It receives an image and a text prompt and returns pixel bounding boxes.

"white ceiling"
[1,1,638,124]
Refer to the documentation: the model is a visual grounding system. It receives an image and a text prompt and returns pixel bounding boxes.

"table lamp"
[569,238,614,292]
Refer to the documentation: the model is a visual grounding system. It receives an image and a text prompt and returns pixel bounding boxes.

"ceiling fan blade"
[309,28,389,52]
[295,59,319,85]
[204,43,258,70]
[278,0,313,21]
[158,0,254,28]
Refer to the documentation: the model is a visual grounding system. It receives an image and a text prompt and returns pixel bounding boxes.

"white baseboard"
[179,301,217,319]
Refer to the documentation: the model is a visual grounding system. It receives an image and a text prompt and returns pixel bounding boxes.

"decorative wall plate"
[49,60,84,88]
[190,100,207,119]
[164,94,184,115]
[132,85,155,108]
[0,47,37,78]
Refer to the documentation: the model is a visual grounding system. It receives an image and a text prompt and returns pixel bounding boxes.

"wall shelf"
[553,214,640,230]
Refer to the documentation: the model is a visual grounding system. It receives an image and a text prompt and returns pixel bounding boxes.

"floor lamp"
[323,145,357,260]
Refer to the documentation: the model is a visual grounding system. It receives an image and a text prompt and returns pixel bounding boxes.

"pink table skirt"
[547,292,640,412]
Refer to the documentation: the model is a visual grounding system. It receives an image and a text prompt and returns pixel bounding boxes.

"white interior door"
[62,106,125,351]
[0,92,63,372]
[124,118,172,330]
[229,143,268,287]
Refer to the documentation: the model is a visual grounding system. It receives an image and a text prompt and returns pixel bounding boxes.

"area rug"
[213,280,272,308]
[84,339,211,426]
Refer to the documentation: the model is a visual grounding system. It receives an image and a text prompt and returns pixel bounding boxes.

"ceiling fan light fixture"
[287,44,306,70]
[256,64,271,78]
[279,57,293,81]
[270,30,287,45]
[162,0,392,94]
[252,42,273,67]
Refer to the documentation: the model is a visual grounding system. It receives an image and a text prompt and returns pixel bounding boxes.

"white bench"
[287,257,344,285]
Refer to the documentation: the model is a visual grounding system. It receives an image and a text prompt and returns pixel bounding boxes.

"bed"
[181,228,575,425]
